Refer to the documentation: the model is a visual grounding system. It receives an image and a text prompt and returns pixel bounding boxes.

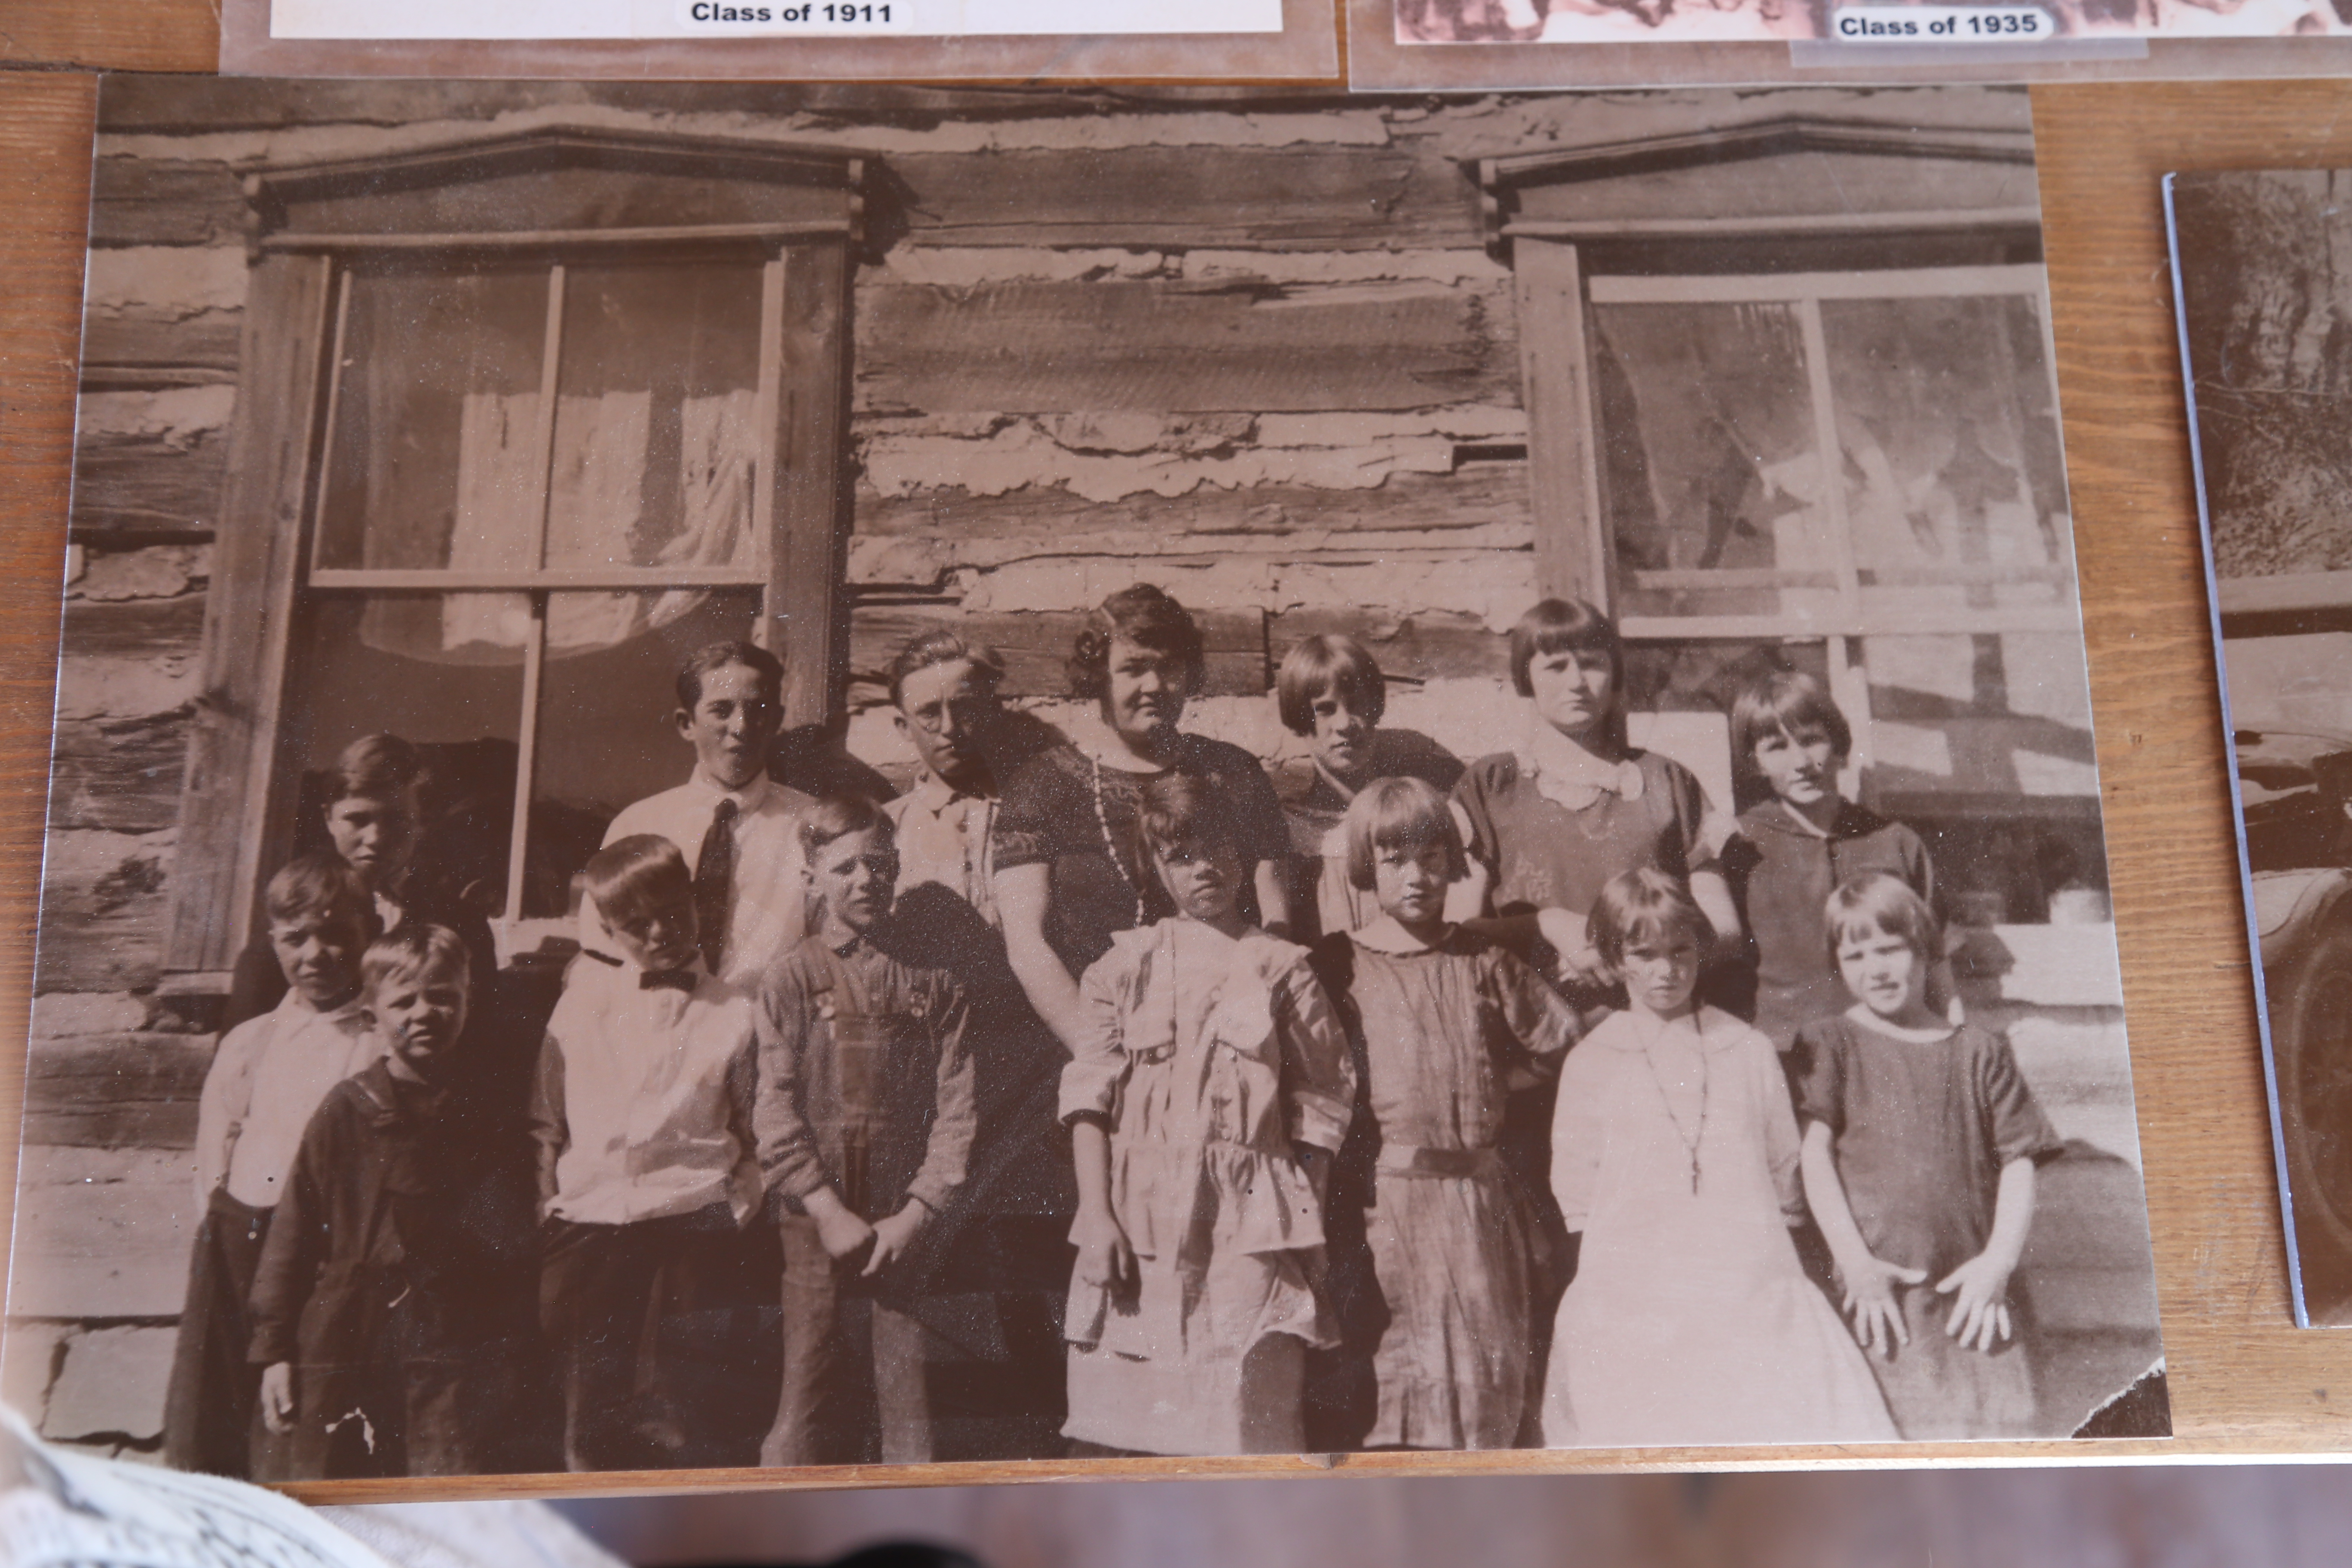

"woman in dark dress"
[992,585,1293,1057]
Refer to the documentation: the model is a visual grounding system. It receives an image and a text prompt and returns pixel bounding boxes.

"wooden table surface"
[6,9,2352,1491]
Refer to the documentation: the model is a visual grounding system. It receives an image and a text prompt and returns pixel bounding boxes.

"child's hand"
[863,1204,929,1277]
[1536,908,1604,984]
[1072,1207,1136,1294]
[260,1362,296,1433]
[1936,1251,2016,1351]
[811,1200,877,1264]
[1838,1253,1928,1356]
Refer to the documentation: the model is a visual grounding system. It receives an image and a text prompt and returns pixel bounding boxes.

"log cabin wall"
[8,82,2154,1455]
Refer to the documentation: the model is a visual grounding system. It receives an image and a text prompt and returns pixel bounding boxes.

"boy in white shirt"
[532,835,776,1471]
[162,857,379,1479]
[600,641,817,989]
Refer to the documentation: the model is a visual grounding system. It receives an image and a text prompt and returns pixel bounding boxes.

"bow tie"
[640,968,698,993]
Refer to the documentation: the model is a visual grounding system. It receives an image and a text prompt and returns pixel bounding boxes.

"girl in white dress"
[1541,867,1896,1448]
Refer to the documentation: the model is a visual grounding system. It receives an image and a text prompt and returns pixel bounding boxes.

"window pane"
[278,594,526,914]
[1591,301,1829,623]
[544,263,766,576]
[521,589,766,918]
[315,267,550,573]
[1819,294,2072,620]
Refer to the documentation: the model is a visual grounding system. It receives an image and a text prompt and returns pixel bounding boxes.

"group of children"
[173,618,2063,1476]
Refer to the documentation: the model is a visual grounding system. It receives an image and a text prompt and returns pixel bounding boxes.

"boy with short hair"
[534,835,775,1471]
[1722,670,1937,1049]
[247,925,540,1478]
[163,856,380,1478]
[756,796,976,1467]
[600,641,817,988]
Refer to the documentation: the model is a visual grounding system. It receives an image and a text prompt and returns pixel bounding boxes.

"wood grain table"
[6,9,2352,1491]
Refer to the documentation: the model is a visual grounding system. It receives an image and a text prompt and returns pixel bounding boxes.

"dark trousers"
[162,1189,289,1479]
[763,1213,933,1467]
[539,1204,779,1472]
[286,1353,474,1480]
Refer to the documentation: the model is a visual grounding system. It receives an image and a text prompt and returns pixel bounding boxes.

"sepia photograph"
[3,78,2164,1483]
[2171,167,2352,1329]
[1398,0,2352,45]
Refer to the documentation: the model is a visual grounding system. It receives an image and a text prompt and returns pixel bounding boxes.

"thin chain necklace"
[1090,756,1149,928]
[1632,1008,1709,1194]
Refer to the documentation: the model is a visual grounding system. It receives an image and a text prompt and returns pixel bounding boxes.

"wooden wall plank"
[854,462,1532,545]
[88,160,245,249]
[849,606,1266,699]
[0,0,216,71]
[1270,606,1506,685]
[19,1033,208,1148]
[857,278,1513,415]
[70,432,230,535]
[775,239,853,730]
[81,309,243,385]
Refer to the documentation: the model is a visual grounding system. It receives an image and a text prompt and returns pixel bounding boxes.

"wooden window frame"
[164,129,866,985]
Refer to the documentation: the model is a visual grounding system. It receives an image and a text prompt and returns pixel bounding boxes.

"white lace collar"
[1518,719,1645,812]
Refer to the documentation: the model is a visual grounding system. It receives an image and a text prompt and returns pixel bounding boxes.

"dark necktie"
[641,968,698,994]
[694,797,738,976]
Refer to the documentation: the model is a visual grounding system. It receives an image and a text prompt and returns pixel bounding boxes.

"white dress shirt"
[600,770,816,989]
[193,989,380,1210]
[534,956,762,1226]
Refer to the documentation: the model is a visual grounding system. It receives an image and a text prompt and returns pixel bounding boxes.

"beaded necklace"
[1631,1008,1710,1194]
[1090,756,1150,928]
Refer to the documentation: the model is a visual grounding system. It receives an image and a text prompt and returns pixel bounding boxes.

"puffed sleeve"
[754,961,833,1206]
[1274,959,1355,1155]
[1549,1030,1611,1231]
[990,750,1066,873]
[1973,1026,2064,1166]
[1060,941,1136,1125]
[1488,946,1579,1066]
[1452,754,1510,878]
[906,974,977,1215]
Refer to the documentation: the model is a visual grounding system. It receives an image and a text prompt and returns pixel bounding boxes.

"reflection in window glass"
[1819,295,2070,619]
[525,590,765,918]
[1593,301,1820,622]
[278,594,527,915]
[315,267,550,573]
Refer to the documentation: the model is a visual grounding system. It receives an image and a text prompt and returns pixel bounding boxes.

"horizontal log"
[49,709,192,835]
[1269,606,1507,686]
[60,592,207,661]
[849,606,1266,700]
[80,309,242,386]
[38,838,171,996]
[70,431,228,535]
[89,159,246,248]
[854,462,1533,545]
[857,277,1513,414]
[885,146,1480,252]
[21,1032,211,1150]
[90,141,1485,257]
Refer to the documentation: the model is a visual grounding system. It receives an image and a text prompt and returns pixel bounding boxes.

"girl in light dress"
[1542,867,1896,1448]
[1312,778,1579,1450]
[1058,773,1356,1457]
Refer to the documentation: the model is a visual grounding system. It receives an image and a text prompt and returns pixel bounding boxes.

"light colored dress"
[1060,919,1357,1456]
[1542,1006,1897,1448]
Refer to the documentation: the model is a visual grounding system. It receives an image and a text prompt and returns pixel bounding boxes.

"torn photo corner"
[8,78,2165,1486]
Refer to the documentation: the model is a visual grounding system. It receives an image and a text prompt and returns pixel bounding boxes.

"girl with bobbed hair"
[992,585,1293,1057]
[1449,597,1743,1003]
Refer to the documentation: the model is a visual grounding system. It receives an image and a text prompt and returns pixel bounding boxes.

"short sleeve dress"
[1057,919,1356,1456]
[1312,926,1577,1450]
[1789,1015,2064,1439]
[1541,1006,1897,1449]
[995,735,1290,981]
[1276,729,1464,944]
[1454,746,1713,961]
